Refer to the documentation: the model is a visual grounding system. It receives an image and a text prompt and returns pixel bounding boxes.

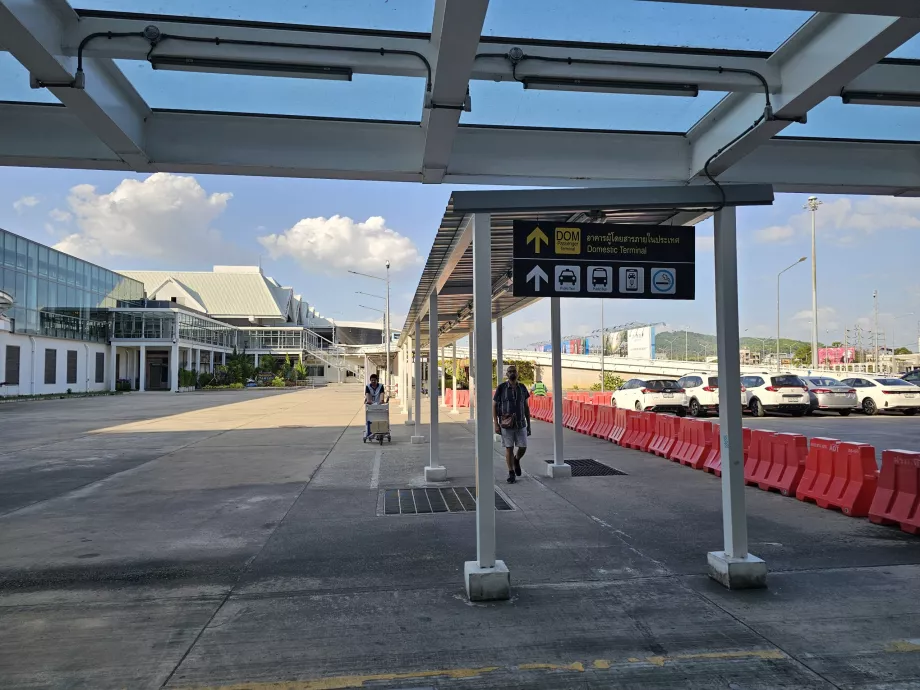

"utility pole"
[874,290,880,374]
[805,196,822,369]
[600,301,605,392]
[685,329,688,362]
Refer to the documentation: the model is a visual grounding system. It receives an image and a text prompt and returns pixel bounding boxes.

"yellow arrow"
[527,226,549,254]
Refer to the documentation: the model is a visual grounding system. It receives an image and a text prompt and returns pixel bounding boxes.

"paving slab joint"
[707,551,767,589]
[464,560,511,601]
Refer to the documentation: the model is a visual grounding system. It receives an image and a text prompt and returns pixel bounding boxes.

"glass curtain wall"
[0,229,144,342]
[241,328,303,350]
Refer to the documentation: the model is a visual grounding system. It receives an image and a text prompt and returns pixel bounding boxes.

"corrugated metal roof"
[120,269,287,318]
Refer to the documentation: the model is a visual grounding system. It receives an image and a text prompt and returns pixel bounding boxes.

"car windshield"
[877,378,914,386]
[807,377,842,387]
[645,380,681,391]
[771,375,804,387]
[707,377,719,387]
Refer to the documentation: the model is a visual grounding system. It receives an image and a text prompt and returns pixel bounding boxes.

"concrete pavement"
[1,386,919,689]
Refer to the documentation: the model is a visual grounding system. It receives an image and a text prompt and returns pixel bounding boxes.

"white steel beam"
[421,0,489,183]
[426,291,446,480]
[643,0,920,16]
[0,0,152,170]
[689,12,920,179]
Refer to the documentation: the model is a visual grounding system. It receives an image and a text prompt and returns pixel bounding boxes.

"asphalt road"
[740,410,920,460]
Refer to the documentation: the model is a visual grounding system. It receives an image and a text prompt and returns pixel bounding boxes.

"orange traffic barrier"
[703,423,721,476]
[636,412,657,452]
[620,410,643,448]
[675,419,713,470]
[669,417,692,462]
[747,432,807,496]
[566,400,582,430]
[869,449,920,534]
[561,399,573,427]
[649,414,679,457]
[590,405,609,438]
[443,389,452,407]
[797,439,878,517]
[576,403,597,435]
[609,408,629,445]
[744,429,775,485]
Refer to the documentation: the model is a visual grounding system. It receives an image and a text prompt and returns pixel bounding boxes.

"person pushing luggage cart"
[363,373,391,444]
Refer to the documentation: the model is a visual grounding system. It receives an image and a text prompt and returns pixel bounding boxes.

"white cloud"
[52,173,233,262]
[13,195,40,214]
[793,306,840,333]
[695,234,714,252]
[48,208,72,223]
[755,224,795,243]
[258,215,421,273]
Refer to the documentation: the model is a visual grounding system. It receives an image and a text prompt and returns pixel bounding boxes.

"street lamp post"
[600,300,605,392]
[777,257,807,371]
[805,196,822,368]
[349,262,391,394]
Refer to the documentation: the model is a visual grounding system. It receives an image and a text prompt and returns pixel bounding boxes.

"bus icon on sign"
[651,268,676,295]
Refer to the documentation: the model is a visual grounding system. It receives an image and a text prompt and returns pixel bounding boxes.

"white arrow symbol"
[527,265,548,291]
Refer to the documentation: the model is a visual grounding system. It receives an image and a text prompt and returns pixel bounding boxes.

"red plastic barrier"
[539,396,553,422]
[669,418,693,462]
[569,401,584,430]
[749,432,808,496]
[649,414,679,458]
[609,408,629,444]
[577,403,597,435]
[443,389,452,407]
[797,439,878,517]
[869,450,920,534]
[590,405,607,438]
[620,410,642,448]
[636,412,656,452]
[703,423,721,476]
[676,420,714,470]
[561,399,573,427]
[744,429,775,485]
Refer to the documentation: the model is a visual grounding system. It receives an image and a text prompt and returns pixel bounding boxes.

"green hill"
[653,330,813,362]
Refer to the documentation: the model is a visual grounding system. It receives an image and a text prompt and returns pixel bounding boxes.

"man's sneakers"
[507,470,516,484]
[513,457,522,477]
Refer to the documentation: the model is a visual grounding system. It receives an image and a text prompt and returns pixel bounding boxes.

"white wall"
[0,331,111,397]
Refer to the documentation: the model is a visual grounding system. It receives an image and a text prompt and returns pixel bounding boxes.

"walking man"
[493,364,531,484]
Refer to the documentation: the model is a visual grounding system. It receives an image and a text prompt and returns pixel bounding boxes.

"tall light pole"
[805,196,822,369]
[777,257,807,371]
[600,300,605,391]
[349,261,391,393]
[874,290,880,373]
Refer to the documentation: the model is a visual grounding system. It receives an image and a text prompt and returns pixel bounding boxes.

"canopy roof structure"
[396,183,774,348]
[1,1,920,194]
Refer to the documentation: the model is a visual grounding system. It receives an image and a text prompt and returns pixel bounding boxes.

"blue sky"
[1,1,920,350]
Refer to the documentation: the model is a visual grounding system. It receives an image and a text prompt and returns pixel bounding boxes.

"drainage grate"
[549,458,627,477]
[382,487,513,515]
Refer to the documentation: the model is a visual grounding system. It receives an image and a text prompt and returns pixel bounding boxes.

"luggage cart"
[364,403,391,445]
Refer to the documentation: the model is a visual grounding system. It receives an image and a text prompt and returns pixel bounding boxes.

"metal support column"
[546,298,571,478]
[404,340,414,425]
[139,345,147,393]
[400,344,409,414]
[464,211,510,601]
[411,321,424,443]
[109,344,117,392]
[467,336,475,424]
[426,292,446,480]
[709,206,766,589]
[170,343,179,392]
[440,346,447,407]
[494,318,504,443]
[452,343,458,413]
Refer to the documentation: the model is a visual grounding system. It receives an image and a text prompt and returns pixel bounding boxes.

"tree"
[591,372,625,391]
[226,347,254,384]
[792,343,812,365]
[259,353,277,374]
[895,347,913,355]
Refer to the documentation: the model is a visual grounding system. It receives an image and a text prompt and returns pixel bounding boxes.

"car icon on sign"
[591,267,608,287]
[559,268,578,285]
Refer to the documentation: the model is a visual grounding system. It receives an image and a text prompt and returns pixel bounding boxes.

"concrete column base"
[410,435,426,444]
[464,560,511,602]
[466,418,476,425]
[404,419,415,426]
[707,551,767,590]
[544,462,572,479]
[424,465,448,482]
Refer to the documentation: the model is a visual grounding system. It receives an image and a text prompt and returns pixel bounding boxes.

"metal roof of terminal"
[397,183,774,350]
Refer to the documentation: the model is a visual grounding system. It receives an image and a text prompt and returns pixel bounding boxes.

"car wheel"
[790,409,805,417]
[634,401,642,411]
[689,399,703,417]
[839,409,851,417]
[751,398,766,418]
[862,398,878,416]
[905,409,918,416]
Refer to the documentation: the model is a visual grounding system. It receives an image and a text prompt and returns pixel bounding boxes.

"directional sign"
[512,221,695,300]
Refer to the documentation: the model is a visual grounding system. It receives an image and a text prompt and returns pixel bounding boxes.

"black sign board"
[512,221,695,300]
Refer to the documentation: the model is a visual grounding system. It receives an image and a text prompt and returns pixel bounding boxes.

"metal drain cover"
[382,487,513,515]
[546,458,627,477]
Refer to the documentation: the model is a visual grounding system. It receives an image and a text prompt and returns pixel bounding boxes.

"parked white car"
[741,373,810,417]
[840,376,920,416]
[612,378,688,415]
[677,372,721,417]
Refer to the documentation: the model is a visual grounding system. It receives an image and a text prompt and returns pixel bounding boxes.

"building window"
[4,345,20,386]
[67,350,78,384]
[95,352,105,383]
[44,349,56,385]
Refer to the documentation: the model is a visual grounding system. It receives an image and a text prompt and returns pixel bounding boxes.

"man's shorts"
[500,427,527,449]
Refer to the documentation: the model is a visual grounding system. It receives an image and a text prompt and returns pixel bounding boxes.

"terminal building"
[0,228,379,397]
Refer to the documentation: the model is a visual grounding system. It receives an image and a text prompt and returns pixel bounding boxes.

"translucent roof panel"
[482,0,811,51]
[889,37,920,59]
[462,81,727,133]
[0,53,60,104]
[115,61,426,121]
[777,99,920,142]
[76,0,435,32]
